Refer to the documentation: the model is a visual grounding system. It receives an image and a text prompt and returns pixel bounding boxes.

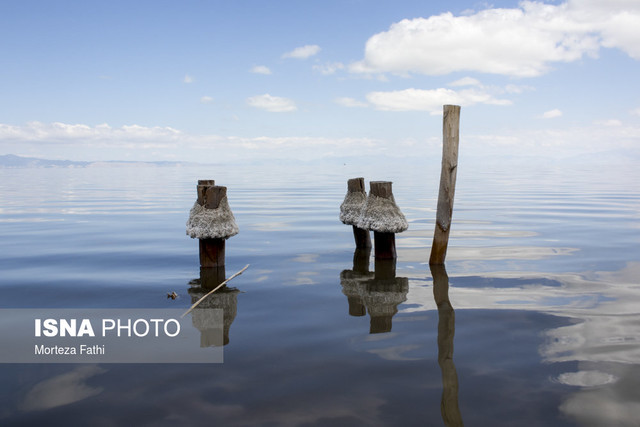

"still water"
[0,160,639,426]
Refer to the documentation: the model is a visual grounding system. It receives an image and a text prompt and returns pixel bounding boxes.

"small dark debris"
[167,292,178,300]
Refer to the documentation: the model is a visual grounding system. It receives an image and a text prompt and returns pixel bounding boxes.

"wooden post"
[198,185,227,269]
[199,265,226,289]
[347,178,372,249]
[430,105,461,265]
[371,181,396,260]
[197,179,215,205]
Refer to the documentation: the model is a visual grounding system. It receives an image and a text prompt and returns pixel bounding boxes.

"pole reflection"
[430,264,464,427]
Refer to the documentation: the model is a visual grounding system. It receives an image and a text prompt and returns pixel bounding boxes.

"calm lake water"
[1,160,639,426]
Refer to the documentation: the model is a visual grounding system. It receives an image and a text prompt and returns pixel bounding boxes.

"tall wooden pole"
[430,105,461,265]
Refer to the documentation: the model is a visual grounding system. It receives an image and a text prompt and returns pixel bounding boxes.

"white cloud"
[504,84,535,94]
[250,65,272,75]
[282,44,321,59]
[200,96,213,104]
[0,122,386,162]
[351,1,640,77]
[183,74,194,83]
[467,123,640,159]
[246,94,297,112]
[366,87,511,112]
[630,108,640,117]
[313,62,345,75]
[2,120,639,164]
[0,122,183,146]
[542,109,563,119]
[335,97,368,108]
[595,118,623,126]
[448,77,482,87]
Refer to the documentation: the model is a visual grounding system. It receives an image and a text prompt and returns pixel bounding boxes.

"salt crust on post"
[186,197,239,239]
[357,194,408,233]
[340,191,367,225]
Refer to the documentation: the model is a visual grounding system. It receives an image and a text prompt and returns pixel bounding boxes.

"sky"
[1,0,639,165]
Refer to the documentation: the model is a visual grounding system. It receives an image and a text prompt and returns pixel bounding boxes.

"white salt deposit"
[357,194,408,233]
[339,191,367,225]
[186,197,239,239]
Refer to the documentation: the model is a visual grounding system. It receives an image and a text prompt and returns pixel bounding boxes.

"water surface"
[1,161,639,426]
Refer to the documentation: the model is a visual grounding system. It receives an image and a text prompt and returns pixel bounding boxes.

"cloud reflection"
[20,366,106,411]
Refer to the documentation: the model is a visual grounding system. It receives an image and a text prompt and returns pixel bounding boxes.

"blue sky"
[1,0,639,164]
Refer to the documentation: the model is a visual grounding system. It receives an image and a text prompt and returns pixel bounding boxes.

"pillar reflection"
[340,249,408,334]
[188,266,239,346]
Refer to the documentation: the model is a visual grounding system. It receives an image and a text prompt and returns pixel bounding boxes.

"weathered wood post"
[430,105,461,265]
[430,264,464,426]
[358,181,408,259]
[186,181,239,288]
[340,177,371,249]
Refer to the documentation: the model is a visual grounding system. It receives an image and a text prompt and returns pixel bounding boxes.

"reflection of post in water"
[430,264,464,427]
[339,250,408,334]
[188,267,239,347]
[340,248,373,316]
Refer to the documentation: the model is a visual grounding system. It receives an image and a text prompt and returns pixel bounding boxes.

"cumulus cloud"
[335,97,368,108]
[282,44,321,59]
[250,65,272,75]
[630,107,640,117]
[183,74,194,83]
[351,0,640,77]
[542,109,563,119]
[366,87,511,112]
[200,96,213,104]
[246,94,297,112]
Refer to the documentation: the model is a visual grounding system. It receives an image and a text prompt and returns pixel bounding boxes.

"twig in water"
[181,264,249,318]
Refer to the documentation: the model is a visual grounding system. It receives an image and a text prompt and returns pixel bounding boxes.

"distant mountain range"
[0,154,196,168]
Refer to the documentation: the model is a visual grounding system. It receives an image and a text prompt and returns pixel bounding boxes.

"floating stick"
[182,264,249,317]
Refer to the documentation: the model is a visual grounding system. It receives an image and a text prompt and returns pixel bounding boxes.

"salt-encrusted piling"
[357,181,408,260]
[430,105,461,265]
[340,177,371,249]
[186,182,239,275]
